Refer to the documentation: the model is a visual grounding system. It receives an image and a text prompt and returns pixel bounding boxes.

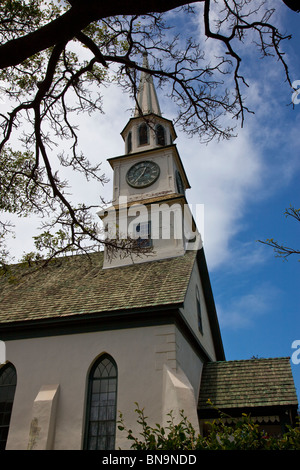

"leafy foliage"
[118,403,300,450]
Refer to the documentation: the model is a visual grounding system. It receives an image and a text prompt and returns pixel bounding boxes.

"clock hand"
[133,166,146,183]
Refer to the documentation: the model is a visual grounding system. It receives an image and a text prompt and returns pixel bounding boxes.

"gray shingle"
[0,251,196,323]
[198,357,298,409]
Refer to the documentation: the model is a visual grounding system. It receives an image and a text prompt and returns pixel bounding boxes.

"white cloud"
[4,5,299,271]
[2,66,275,269]
[180,127,263,269]
[217,282,281,330]
[4,83,132,261]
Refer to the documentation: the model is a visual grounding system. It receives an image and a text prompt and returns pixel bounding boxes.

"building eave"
[0,303,214,363]
[196,249,226,362]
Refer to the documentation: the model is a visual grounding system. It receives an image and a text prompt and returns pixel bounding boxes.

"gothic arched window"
[138,123,148,146]
[127,131,132,153]
[84,355,118,450]
[196,286,203,334]
[156,124,165,146]
[0,363,17,450]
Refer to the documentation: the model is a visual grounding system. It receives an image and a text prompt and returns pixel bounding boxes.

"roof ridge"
[205,357,291,365]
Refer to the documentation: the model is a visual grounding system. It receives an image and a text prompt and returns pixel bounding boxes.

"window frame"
[0,363,17,450]
[134,221,152,248]
[196,286,203,334]
[127,131,132,153]
[155,124,165,146]
[138,123,149,146]
[83,354,118,450]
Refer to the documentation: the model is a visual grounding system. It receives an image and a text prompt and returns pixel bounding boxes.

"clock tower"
[100,53,201,268]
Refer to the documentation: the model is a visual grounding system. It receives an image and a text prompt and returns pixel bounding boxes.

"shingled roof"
[0,250,197,324]
[198,357,298,411]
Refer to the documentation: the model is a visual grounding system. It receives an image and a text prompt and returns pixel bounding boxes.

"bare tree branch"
[0,0,296,263]
[258,206,300,261]
[0,0,200,69]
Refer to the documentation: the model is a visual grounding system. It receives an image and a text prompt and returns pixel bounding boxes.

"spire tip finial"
[134,53,161,117]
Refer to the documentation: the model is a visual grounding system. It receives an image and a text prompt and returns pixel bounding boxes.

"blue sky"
[184,3,300,402]
[4,2,300,402]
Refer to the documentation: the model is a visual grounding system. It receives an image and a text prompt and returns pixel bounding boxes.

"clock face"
[126,161,160,188]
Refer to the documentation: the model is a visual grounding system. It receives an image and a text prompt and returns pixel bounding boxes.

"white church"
[0,54,298,450]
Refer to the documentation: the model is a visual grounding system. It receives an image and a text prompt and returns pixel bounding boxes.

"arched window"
[84,355,118,450]
[196,286,203,334]
[127,131,132,153]
[156,124,165,146]
[0,363,17,450]
[134,221,152,248]
[175,170,184,195]
[138,123,148,146]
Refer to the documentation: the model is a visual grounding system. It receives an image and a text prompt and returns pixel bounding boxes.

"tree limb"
[0,0,200,70]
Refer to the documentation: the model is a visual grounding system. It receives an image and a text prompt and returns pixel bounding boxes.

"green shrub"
[118,403,300,450]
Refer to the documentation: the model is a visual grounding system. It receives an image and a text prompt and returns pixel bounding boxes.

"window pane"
[127,132,132,153]
[90,406,99,420]
[99,421,107,435]
[84,356,117,450]
[107,421,115,436]
[107,406,115,420]
[89,422,98,436]
[156,125,165,146]
[88,436,97,450]
[134,222,151,248]
[92,380,101,394]
[107,436,115,449]
[98,436,106,450]
[108,379,117,392]
[100,379,109,393]
[139,124,148,145]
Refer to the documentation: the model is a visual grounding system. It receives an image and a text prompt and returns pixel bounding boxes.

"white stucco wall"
[5,322,204,450]
[180,261,218,362]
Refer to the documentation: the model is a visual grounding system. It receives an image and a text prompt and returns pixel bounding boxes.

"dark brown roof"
[0,250,197,324]
[198,357,298,410]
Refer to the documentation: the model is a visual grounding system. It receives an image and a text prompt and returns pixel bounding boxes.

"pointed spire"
[134,52,161,117]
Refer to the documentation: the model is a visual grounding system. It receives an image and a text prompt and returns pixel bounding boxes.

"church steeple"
[99,54,198,269]
[120,54,176,154]
[134,52,161,117]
